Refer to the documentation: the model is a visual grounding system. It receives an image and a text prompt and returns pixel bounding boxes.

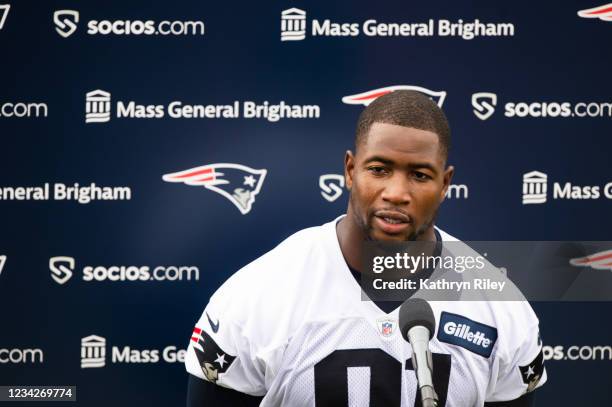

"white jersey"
[185,216,546,406]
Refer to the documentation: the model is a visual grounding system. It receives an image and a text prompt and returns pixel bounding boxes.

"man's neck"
[336,215,363,271]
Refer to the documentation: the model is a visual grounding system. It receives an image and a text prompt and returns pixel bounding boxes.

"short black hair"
[355,90,450,160]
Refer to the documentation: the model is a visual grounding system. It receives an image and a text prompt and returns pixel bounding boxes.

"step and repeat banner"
[0,1,610,405]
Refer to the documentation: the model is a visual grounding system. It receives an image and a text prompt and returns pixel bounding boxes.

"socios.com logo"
[319,174,344,202]
[543,345,612,361]
[472,92,497,120]
[0,347,44,364]
[0,101,48,118]
[472,92,612,120]
[50,256,74,284]
[53,9,205,37]
[49,256,199,284]
[54,10,79,38]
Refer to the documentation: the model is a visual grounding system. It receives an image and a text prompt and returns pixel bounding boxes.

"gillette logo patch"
[437,312,498,358]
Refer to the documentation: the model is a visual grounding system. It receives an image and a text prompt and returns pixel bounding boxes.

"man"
[185,90,546,406]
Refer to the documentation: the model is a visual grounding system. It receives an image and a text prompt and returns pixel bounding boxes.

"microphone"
[399,298,438,407]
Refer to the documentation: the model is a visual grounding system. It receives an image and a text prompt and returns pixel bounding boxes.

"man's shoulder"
[433,226,539,326]
[431,226,540,358]
[206,217,340,324]
[235,218,335,279]
[438,300,539,332]
[433,299,540,365]
[435,225,460,242]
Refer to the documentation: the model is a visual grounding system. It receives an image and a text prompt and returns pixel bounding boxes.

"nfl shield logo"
[376,318,395,337]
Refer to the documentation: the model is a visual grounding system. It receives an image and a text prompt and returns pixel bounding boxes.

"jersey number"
[314,349,451,407]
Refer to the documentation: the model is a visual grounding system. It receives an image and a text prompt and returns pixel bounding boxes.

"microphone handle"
[408,326,439,407]
[420,384,438,407]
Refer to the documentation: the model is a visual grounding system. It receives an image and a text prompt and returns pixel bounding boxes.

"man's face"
[345,122,453,241]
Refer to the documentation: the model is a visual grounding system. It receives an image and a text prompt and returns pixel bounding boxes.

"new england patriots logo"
[570,249,612,271]
[342,85,447,107]
[162,163,267,215]
[190,326,236,383]
[577,4,612,21]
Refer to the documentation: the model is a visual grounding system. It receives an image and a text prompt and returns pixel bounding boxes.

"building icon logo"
[281,8,306,41]
[81,335,106,368]
[522,171,548,204]
[85,90,111,123]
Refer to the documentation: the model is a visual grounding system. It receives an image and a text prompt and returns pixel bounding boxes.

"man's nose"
[381,175,411,205]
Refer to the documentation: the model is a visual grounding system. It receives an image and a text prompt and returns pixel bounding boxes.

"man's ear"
[344,150,355,191]
[440,165,455,202]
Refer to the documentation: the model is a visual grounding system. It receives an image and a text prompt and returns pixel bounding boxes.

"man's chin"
[368,228,414,242]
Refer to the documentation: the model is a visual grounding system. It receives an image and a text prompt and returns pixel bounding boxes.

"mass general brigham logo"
[522,171,548,204]
[81,335,106,368]
[281,8,306,41]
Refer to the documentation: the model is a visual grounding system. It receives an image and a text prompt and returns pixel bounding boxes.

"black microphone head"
[399,298,436,341]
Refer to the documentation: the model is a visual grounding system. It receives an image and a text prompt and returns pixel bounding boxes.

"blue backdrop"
[0,1,610,405]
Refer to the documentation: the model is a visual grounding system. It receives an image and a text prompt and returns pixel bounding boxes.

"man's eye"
[414,171,431,180]
[368,166,387,175]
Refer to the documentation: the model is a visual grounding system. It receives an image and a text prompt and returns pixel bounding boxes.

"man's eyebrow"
[362,156,438,173]
[407,162,438,173]
[363,156,394,165]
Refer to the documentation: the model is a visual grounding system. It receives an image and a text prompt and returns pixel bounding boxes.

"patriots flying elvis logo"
[342,85,447,107]
[577,3,612,21]
[569,249,612,271]
[162,163,267,215]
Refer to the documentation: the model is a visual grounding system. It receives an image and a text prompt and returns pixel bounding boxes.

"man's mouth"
[375,210,411,223]
[373,210,412,234]
[381,217,404,224]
